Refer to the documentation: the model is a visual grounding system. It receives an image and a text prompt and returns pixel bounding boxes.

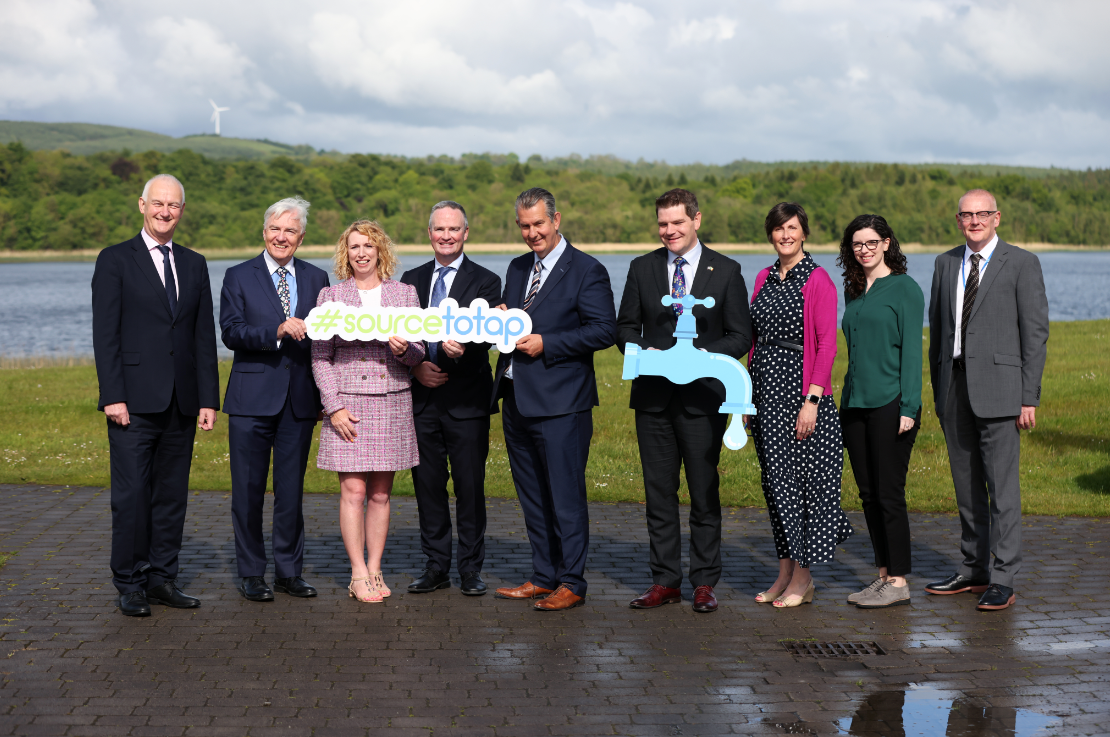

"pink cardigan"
[748,265,838,395]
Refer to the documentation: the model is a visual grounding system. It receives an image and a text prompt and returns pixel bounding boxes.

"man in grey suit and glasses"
[924,188,1049,611]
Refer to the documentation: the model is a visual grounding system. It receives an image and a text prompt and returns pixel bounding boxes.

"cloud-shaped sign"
[305,298,531,353]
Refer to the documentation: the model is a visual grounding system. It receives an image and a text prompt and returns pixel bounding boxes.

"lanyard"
[960,248,994,289]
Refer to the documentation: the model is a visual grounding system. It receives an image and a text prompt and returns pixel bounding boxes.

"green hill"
[0,121,318,160]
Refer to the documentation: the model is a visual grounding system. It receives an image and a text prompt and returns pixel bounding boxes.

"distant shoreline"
[2,241,1107,263]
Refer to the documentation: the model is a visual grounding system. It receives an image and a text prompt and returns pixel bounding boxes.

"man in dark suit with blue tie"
[92,174,221,616]
[401,201,502,596]
[491,187,617,611]
[219,197,331,602]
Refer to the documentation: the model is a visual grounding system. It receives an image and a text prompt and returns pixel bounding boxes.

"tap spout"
[622,294,756,450]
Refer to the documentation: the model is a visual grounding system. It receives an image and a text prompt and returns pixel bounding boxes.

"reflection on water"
[837,684,1060,736]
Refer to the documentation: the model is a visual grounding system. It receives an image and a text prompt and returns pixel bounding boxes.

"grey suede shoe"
[855,581,911,609]
[847,577,885,605]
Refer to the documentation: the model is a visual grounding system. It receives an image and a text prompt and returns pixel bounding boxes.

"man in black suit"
[491,187,617,611]
[400,201,502,597]
[219,197,331,603]
[91,174,220,616]
[616,188,752,614]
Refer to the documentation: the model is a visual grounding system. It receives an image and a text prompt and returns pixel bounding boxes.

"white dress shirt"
[428,252,466,305]
[667,241,702,293]
[141,228,179,298]
[505,235,568,380]
[953,234,998,359]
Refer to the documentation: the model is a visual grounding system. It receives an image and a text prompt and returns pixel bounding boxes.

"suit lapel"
[652,249,670,308]
[447,256,474,304]
[294,257,316,319]
[691,247,717,297]
[171,248,188,324]
[948,249,961,325]
[336,278,361,307]
[130,236,173,318]
[505,256,530,309]
[381,279,403,307]
[254,255,286,319]
[527,243,574,312]
[969,242,1008,322]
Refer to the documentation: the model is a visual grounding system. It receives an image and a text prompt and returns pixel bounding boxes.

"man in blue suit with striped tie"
[491,188,617,611]
[219,197,330,603]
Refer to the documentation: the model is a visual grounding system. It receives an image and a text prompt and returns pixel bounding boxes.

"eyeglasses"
[956,210,997,223]
[851,239,882,252]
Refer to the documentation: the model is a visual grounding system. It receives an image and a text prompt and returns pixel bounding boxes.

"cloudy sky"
[2,0,1108,167]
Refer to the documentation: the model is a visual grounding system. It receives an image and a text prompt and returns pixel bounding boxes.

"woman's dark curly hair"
[836,214,908,299]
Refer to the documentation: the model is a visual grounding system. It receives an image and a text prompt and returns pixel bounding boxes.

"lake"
[2,250,1108,358]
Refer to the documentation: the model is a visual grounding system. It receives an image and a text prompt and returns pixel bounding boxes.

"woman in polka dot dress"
[746,202,853,608]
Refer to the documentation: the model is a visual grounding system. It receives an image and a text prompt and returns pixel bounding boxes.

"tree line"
[0,141,1108,251]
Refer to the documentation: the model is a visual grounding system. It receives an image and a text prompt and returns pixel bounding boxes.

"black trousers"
[228,396,316,579]
[410,400,489,575]
[107,392,196,595]
[840,397,920,577]
[635,393,726,589]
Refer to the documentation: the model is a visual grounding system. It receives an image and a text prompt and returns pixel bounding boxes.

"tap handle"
[660,294,715,310]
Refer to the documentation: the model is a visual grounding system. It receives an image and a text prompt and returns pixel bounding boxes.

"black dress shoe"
[407,568,451,594]
[118,591,151,617]
[239,576,274,602]
[274,577,317,597]
[146,580,201,608]
[460,572,488,596]
[924,573,990,595]
[977,584,1016,611]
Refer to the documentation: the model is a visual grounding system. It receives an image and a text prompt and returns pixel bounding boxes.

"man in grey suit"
[924,189,1049,611]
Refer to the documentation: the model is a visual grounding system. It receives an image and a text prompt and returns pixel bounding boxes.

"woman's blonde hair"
[334,219,399,281]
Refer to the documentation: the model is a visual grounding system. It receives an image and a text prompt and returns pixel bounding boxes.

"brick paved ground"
[2,483,1108,736]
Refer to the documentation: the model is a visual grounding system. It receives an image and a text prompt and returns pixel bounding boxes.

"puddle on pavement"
[834,684,1061,736]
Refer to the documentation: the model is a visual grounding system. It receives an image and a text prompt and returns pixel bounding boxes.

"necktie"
[522,260,543,311]
[671,256,688,316]
[427,266,455,364]
[961,253,982,355]
[276,266,291,318]
[155,245,177,316]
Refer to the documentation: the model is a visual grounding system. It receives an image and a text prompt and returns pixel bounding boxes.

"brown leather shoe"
[692,585,718,613]
[494,581,554,600]
[629,584,681,609]
[533,584,585,611]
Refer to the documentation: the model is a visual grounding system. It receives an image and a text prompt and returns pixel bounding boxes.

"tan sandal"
[369,571,391,598]
[773,582,815,608]
[348,576,382,603]
[755,585,788,604]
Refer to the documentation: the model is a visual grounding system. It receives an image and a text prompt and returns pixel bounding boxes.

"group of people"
[91,173,1048,618]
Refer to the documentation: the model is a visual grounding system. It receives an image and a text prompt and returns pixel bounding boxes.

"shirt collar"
[533,235,567,270]
[263,249,296,276]
[141,229,172,252]
[435,251,466,272]
[963,235,998,264]
[667,241,702,266]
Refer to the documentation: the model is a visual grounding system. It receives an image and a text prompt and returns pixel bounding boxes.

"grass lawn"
[2,320,1108,516]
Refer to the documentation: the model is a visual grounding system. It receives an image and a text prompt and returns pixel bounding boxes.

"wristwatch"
[804,394,820,406]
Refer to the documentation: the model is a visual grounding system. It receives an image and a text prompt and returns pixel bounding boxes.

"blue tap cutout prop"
[622,293,756,450]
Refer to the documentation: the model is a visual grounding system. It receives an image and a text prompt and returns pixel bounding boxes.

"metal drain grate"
[782,640,886,657]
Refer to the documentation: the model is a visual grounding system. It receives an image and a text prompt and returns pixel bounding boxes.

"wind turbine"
[209,99,230,136]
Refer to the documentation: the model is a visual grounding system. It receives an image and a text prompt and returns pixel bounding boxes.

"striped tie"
[961,253,981,354]
[522,260,542,311]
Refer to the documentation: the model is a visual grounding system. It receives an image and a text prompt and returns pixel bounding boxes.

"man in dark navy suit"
[219,197,331,602]
[400,201,502,597]
[491,188,617,611]
[92,174,221,616]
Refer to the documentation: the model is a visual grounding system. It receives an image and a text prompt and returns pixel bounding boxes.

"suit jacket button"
[285,365,290,370]
[380,373,385,379]
[360,357,366,361]
[169,350,174,355]
[362,375,367,380]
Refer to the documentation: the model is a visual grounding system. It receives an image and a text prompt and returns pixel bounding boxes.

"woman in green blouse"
[837,214,925,609]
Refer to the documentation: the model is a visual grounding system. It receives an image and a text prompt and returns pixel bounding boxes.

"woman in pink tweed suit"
[312,220,424,604]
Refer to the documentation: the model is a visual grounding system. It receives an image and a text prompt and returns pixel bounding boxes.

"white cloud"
[0,0,1107,167]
